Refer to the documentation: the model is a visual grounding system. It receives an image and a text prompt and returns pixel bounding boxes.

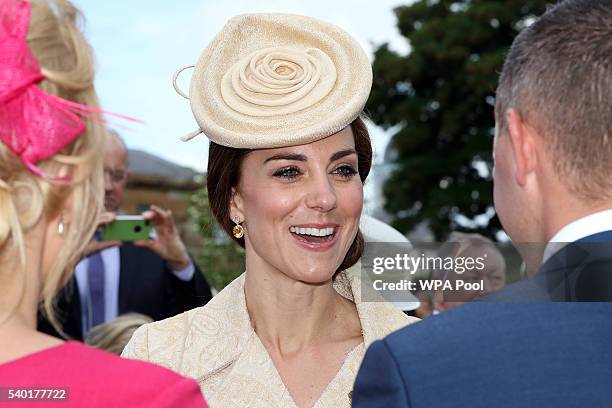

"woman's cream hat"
[173,13,372,149]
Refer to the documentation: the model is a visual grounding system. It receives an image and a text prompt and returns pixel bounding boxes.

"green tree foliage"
[187,180,244,291]
[369,0,549,240]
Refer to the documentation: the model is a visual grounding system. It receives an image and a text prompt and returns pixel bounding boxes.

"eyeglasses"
[104,167,127,183]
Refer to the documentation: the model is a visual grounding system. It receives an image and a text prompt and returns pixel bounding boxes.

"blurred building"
[122,149,202,232]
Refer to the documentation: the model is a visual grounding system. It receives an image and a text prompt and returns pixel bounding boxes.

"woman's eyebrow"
[330,149,357,162]
[263,149,357,164]
[264,153,307,163]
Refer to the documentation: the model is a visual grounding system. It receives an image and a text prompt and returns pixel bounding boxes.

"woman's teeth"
[289,226,335,237]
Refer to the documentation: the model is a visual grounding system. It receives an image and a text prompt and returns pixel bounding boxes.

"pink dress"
[0,341,208,407]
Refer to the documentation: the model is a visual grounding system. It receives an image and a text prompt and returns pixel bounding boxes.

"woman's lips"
[290,227,340,252]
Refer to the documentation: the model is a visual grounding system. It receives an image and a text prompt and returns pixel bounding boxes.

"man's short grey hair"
[495,0,612,201]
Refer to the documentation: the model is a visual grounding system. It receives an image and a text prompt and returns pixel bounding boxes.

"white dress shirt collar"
[542,208,612,264]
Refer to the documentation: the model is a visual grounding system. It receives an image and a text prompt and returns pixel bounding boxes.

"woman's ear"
[230,187,245,222]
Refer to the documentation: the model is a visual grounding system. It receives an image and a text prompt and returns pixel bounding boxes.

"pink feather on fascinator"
[0,0,140,180]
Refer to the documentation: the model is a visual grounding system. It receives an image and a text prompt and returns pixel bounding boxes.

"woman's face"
[232,126,363,284]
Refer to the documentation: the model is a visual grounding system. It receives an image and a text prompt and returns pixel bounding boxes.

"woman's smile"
[289,224,341,251]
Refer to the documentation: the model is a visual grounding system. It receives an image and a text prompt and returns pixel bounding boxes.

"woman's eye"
[273,166,301,179]
[333,165,358,178]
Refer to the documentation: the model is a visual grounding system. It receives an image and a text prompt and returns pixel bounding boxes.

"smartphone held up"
[100,215,153,241]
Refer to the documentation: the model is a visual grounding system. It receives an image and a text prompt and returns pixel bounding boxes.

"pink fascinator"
[0,0,139,180]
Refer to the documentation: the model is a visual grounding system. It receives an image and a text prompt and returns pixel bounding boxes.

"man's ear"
[229,187,245,222]
[506,109,538,186]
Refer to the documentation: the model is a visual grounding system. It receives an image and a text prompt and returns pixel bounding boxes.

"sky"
[71,0,412,172]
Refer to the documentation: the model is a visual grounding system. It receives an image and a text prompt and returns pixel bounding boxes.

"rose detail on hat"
[183,13,372,147]
[220,46,337,117]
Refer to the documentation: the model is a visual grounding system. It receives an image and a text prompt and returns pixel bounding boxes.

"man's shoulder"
[382,301,612,367]
[384,302,509,351]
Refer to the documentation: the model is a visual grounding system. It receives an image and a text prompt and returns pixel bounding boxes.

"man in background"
[353,1,612,406]
[40,130,212,340]
[432,232,506,313]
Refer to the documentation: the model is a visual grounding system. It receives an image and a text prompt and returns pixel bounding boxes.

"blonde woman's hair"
[85,313,153,355]
[0,0,105,334]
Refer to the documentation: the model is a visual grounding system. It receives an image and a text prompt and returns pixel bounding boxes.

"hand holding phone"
[134,205,190,271]
[81,212,121,258]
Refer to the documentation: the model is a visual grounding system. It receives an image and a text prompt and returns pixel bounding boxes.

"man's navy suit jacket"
[39,242,213,340]
[353,231,612,408]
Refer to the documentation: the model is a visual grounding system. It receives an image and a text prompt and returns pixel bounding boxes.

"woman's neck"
[0,223,57,363]
[0,279,58,365]
[0,315,63,365]
[244,261,352,357]
[1,263,41,332]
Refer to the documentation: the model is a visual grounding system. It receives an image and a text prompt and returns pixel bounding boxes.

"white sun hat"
[360,214,421,312]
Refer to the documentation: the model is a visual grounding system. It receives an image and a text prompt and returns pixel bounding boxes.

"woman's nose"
[304,175,337,212]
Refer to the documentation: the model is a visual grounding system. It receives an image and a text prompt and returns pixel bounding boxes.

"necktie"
[87,250,105,330]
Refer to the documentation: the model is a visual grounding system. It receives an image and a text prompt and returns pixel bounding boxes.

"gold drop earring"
[232,216,244,239]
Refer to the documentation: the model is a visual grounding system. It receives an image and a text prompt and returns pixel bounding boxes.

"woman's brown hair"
[206,115,372,272]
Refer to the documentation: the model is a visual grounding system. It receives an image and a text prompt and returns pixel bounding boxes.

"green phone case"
[100,217,152,241]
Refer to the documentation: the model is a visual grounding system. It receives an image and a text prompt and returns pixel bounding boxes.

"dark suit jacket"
[353,231,612,408]
[39,242,213,340]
